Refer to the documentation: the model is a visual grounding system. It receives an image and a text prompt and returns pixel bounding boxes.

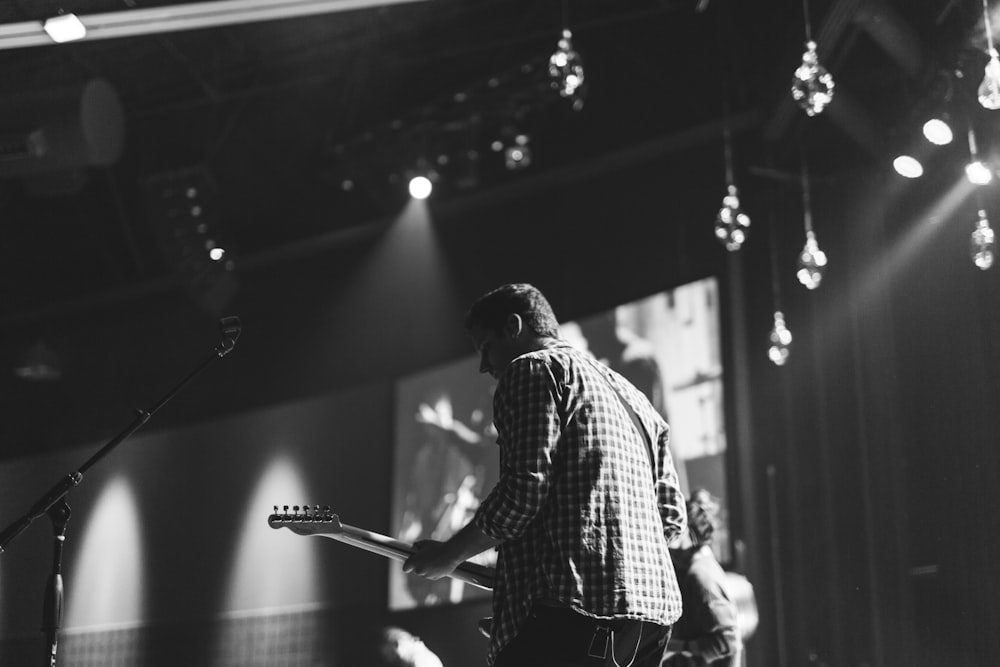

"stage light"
[922,118,953,145]
[966,160,993,185]
[43,13,86,43]
[0,0,430,50]
[408,175,432,199]
[145,166,238,315]
[965,128,992,184]
[503,135,532,171]
[893,155,923,178]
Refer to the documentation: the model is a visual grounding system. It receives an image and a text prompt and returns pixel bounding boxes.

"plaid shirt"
[471,342,686,665]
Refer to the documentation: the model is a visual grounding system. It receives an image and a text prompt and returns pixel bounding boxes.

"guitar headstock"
[268,505,343,536]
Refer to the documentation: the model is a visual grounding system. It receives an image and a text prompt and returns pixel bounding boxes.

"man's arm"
[402,521,501,580]
[656,428,687,544]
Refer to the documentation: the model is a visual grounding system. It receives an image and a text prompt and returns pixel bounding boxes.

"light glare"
[922,118,953,145]
[966,160,993,185]
[893,155,923,179]
[408,175,432,199]
[43,13,87,43]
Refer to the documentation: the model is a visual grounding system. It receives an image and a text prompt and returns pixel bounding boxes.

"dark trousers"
[494,605,671,667]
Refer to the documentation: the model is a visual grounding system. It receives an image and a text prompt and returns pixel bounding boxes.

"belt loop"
[588,624,611,660]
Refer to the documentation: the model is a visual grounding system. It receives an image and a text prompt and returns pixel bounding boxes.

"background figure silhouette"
[376,626,445,667]
[399,394,482,605]
[575,309,689,494]
[662,489,741,666]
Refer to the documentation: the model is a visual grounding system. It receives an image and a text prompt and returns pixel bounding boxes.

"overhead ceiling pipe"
[0,0,430,50]
[823,86,888,159]
[853,1,928,82]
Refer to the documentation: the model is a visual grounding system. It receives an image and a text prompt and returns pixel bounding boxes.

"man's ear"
[504,314,523,339]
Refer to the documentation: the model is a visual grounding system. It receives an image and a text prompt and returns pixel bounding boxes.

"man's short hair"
[464,283,560,338]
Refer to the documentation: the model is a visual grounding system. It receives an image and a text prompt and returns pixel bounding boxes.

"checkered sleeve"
[655,425,687,544]
[472,356,560,541]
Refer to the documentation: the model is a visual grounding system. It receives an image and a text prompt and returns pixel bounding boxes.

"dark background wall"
[1,133,998,666]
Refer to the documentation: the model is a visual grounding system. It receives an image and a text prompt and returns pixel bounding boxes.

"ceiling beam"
[853,1,928,82]
[0,0,430,50]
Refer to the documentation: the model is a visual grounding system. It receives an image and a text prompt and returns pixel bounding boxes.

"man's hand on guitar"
[402,539,461,580]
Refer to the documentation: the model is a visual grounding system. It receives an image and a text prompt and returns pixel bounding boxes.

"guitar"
[268,505,495,590]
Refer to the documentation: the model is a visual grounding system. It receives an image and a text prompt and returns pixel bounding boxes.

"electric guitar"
[268,505,495,590]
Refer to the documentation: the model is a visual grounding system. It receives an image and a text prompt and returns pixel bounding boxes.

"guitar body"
[268,505,495,590]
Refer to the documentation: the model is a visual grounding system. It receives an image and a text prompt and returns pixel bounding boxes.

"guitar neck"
[324,522,418,565]
[323,524,495,590]
[270,512,494,590]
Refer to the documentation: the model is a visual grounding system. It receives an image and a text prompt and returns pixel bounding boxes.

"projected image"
[389,360,498,609]
[388,277,729,610]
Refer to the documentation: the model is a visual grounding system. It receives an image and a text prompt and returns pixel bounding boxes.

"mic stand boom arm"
[0,316,241,667]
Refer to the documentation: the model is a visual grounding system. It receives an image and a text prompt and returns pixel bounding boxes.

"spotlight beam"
[808,177,975,355]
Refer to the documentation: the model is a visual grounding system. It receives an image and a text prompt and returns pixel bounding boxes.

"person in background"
[403,282,687,666]
[377,626,444,667]
[661,489,741,666]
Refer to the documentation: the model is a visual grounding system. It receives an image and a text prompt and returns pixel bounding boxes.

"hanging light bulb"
[714,184,751,251]
[763,159,789,367]
[971,209,995,270]
[713,116,751,250]
[979,49,1000,109]
[796,149,827,289]
[979,0,1000,110]
[791,40,835,116]
[549,29,585,109]
[768,311,793,366]
[796,230,828,289]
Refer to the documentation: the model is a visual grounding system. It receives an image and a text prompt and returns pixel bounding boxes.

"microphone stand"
[0,316,242,667]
